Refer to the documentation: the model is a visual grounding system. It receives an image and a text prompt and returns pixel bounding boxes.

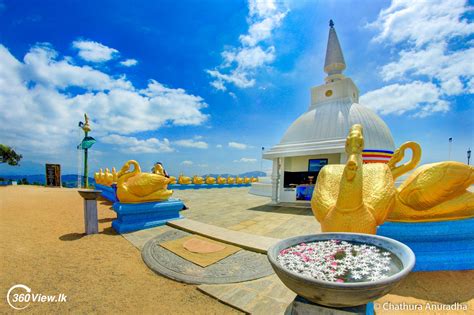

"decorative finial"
[324,18,346,82]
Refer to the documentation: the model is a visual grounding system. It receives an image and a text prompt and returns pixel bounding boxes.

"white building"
[262,20,395,204]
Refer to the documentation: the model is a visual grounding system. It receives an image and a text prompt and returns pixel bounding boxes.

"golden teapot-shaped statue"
[116,160,173,203]
[169,176,177,184]
[235,176,244,184]
[205,176,216,184]
[178,174,191,185]
[312,124,396,234]
[244,177,251,184]
[387,142,474,222]
[193,175,204,185]
[217,176,227,184]
[227,176,235,184]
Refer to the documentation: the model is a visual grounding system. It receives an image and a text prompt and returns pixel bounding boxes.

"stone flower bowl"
[267,233,415,308]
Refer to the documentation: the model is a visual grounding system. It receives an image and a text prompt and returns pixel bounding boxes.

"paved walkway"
[121,188,319,314]
[173,187,320,238]
[123,188,320,250]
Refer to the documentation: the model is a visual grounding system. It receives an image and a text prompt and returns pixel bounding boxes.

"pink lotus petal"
[336,279,344,283]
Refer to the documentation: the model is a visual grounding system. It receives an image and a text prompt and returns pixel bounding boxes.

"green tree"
[0,144,22,166]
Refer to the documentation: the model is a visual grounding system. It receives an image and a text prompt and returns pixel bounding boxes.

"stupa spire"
[324,19,346,83]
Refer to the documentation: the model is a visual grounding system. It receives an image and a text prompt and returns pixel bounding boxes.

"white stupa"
[260,20,395,204]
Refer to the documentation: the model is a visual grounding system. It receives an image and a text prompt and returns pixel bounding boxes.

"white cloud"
[120,58,138,67]
[216,144,223,148]
[362,0,473,117]
[207,0,287,91]
[233,157,257,163]
[369,0,474,47]
[228,142,250,150]
[198,163,208,168]
[72,40,118,62]
[174,139,208,149]
[23,43,131,91]
[360,81,449,118]
[379,43,474,96]
[102,134,173,153]
[0,42,209,159]
[181,160,193,165]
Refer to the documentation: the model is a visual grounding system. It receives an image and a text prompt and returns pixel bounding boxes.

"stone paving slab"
[198,274,296,314]
[167,219,280,253]
[171,188,320,239]
[122,225,172,250]
[142,229,274,284]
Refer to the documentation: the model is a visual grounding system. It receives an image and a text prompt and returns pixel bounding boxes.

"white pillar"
[271,158,280,204]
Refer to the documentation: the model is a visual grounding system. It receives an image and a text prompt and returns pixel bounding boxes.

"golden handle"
[388,141,422,180]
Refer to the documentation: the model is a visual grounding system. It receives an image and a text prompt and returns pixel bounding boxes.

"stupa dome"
[264,20,395,160]
[282,99,394,148]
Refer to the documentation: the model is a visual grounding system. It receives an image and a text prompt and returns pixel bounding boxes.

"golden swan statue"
[151,163,176,184]
[205,176,216,184]
[103,168,113,186]
[178,174,191,185]
[95,168,105,185]
[217,176,226,184]
[244,177,251,184]
[312,124,396,234]
[227,176,235,184]
[94,169,101,185]
[169,176,177,184]
[251,177,258,182]
[387,142,474,222]
[94,167,117,186]
[236,176,244,184]
[116,160,173,203]
[112,167,118,183]
[193,175,204,185]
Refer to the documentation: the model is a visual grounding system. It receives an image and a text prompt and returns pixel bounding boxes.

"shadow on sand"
[388,270,474,304]
[246,204,313,216]
[59,226,117,241]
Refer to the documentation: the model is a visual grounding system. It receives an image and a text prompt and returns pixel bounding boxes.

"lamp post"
[78,114,96,188]
[448,137,453,160]
[468,148,471,165]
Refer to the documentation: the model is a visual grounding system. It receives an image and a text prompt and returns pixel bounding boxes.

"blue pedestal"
[112,198,184,233]
[289,296,373,315]
[95,183,118,203]
[377,218,474,271]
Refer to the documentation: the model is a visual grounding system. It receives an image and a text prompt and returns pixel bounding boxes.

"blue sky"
[0,0,473,176]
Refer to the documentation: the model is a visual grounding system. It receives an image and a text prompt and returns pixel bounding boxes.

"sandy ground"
[0,186,240,314]
[1,186,473,314]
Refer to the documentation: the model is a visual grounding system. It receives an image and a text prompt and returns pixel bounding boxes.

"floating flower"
[277,239,394,283]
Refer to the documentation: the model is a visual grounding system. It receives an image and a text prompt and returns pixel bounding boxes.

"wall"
[283,153,341,172]
[278,153,341,203]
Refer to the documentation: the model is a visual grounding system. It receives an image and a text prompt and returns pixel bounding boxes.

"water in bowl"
[277,239,403,283]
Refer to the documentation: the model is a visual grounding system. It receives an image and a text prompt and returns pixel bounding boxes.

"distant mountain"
[0,174,95,187]
[239,171,266,178]
[201,171,266,178]
[0,170,266,187]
